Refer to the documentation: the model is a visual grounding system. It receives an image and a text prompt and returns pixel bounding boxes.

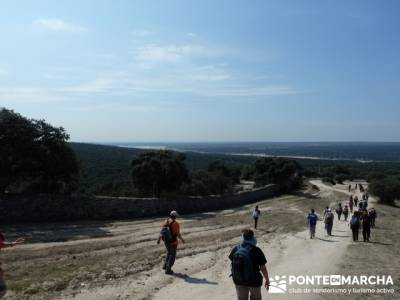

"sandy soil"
[1,181,398,300]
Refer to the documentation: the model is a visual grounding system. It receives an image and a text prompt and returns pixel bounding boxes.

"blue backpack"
[231,243,256,285]
[350,216,359,227]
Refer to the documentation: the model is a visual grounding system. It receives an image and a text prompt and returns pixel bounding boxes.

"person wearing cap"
[157,210,185,274]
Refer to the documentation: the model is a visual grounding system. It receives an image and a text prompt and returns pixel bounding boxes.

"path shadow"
[315,237,338,243]
[367,241,393,246]
[290,191,319,200]
[331,234,351,238]
[2,221,111,243]
[173,273,218,285]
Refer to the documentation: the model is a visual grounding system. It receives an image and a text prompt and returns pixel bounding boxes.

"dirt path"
[151,180,361,300]
[3,181,368,300]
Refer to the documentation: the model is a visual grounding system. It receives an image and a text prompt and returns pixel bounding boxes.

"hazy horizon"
[75,140,400,144]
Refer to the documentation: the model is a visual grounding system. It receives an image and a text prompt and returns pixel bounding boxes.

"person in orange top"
[157,210,185,274]
[0,232,25,298]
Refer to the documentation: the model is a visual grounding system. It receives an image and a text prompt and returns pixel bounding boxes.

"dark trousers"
[337,213,342,220]
[325,223,333,235]
[362,226,371,242]
[309,224,316,238]
[351,227,359,241]
[371,217,376,228]
[344,214,348,221]
[164,243,177,271]
[254,217,259,229]
[0,267,6,298]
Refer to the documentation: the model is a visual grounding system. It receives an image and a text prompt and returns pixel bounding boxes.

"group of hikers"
[156,182,377,300]
[157,209,269,300]
[0,182,378,300]
[307,183,377,242]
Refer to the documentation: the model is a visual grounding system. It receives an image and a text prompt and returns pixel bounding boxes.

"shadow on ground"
[2,222,112,243]
[173,272,218,285]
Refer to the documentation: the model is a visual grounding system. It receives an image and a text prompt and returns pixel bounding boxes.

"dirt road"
[152,180,365,300]
[2,181,391,300]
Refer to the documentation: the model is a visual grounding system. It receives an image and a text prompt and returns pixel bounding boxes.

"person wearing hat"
[157,210,185,274]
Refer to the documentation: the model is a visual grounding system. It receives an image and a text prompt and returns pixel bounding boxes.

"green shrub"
[369,176,400,206]
[322,177,336,185]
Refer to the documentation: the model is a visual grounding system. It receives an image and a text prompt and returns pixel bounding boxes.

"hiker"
[157,210,185,275]
[358,201,363,211]
[349,196,354,213]
[0,232,25,298]
[369,208,377,228]
[349,212,360,242]
[348,184,351,192]
[324,209,334,236]
[252,206,261,229]
[335,203,343,221]
[343,205,349,221]
[355,183,358,190]
[229,229,270,300]
[323,206,330,217]
[354,196,358,208]
[307,209,318,239]
[362,200,368,210]
[360,210,371,242]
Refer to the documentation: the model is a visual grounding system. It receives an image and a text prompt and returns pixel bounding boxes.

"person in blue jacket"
[307,209,318,239]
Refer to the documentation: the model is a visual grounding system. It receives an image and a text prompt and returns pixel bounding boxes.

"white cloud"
[190,65,231,81]
[63,79,114,93]
[0,68,8,76]
[0,87,69,103]
[186,32,197,37]
[69,103,157,112]
[132,29,155,37]
[32,18,87,33]
[202,86,300,97]
[135,44,205,64]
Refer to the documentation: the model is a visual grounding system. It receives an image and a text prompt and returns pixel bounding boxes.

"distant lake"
[110,142,400,163]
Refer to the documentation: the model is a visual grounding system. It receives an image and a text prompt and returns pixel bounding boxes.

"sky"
[1,0,400,142]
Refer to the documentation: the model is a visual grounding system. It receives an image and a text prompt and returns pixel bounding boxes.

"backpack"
[231,244,256,286]
[160,220,175,243]
[252,210,260,218]
[308,213,317,226]
[325,212,333,223]
[350,216,359,227]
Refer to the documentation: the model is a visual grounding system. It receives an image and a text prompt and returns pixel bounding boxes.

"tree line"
[1,108,399,205]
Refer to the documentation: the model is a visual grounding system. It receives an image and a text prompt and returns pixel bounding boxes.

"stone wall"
[0,184,281,223]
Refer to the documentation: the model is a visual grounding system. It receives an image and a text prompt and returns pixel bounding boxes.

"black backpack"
[231,244,256,285]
